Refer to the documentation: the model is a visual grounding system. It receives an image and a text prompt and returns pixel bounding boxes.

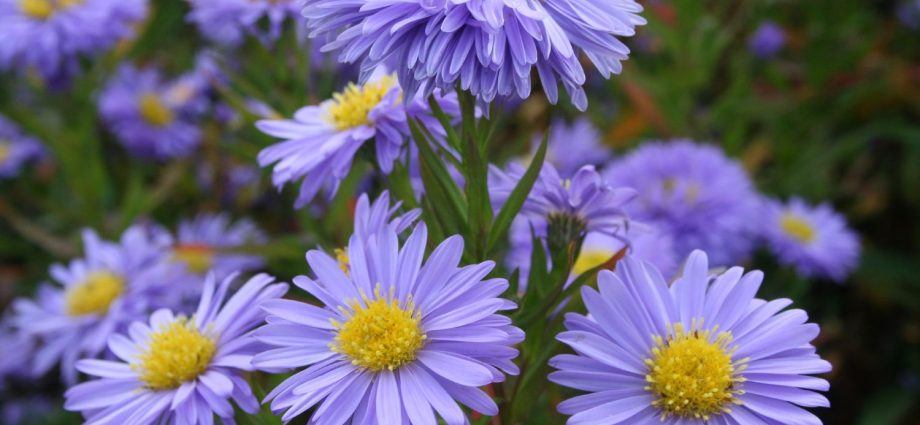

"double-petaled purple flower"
[302,0,646,110]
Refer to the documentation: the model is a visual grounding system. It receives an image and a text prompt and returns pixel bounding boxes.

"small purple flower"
[65,273,288,425]
[761,197,860,282]
[749,21,786,59]
[186,0,302,46]
[530,117,612,178]
[253,222,522,423]
[603,140,759,266]
[302,0,646,110]
[492,163,636,240]
[0,114,44,178]
[550,250,832,424]
[172,213,266,278]
[99,63,210,160]
[0,0,146,82]
[10,224,184,384]
[256,73,460,208]
[898,0,920,30]
[352,190,420,243]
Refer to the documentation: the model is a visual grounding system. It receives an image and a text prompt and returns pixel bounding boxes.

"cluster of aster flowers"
[0,0,147,83]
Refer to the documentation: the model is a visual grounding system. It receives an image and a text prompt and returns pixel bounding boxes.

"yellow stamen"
[334,248,350,276]
[330,284,425,371]
[644,320,747,421]
[780,213,816,244]
[134,318,216,390]
[138,93,174,127]
[65,271,125,316]
[172,244,215,274]
[19,0,82,19]
[572,249,614,276]
[325,76,398,130]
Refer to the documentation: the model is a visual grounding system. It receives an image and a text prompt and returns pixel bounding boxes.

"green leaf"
[485,132,547,257]
[409,118,468,236]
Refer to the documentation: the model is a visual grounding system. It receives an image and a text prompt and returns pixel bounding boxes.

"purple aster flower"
[253,222,523,423]
[0,322,37,388]
[0,114,44,178]
[186,0,301,46]
[550,250,832,424]
[65,273,288,425]
[603,140,759,266]
[748,21,786,59]
[10,224,184,384]
[761,197,860,282]
[256,73,460,208]
[530,117,611,178]
[353,190,421,242]
[303,0,646,110]
[0,0,146,82]
[172,213,266,278]
[898,0,920,30]
[492,163,636,240]
[99,63,210,160]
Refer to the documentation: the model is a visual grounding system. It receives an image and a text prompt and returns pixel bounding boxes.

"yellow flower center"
[19,0,82,19]
[172,244,215,274]
[135,318,216,390]
[572,249,614,276]
[0,142,11,163]
[65,271,125,316]
[331,284,426,371]
[334,248,350,276]
[644,321,747,421]
[780,213,816,244]
[325,76,397,130]
[138,93,174,127]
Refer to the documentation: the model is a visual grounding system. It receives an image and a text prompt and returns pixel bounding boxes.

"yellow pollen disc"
[19,0,82,19]
[331,284,426,371]
[65,271,125,316]
[325,76,398,130]
[780,213,816,244]
[644,321,747,421]
[0,142,11,163]
[172,244,215,274]
[334,248,350,276]
[572,249,613,276]
[138,93,174,127]
[134,318,216,390]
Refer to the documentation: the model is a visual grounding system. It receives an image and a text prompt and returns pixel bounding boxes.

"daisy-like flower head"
[762,197,860,282]
[253,222,523,423]
[0,0,146,82]
[303,0,646,110]
[530,117,611,178]
[492,163,636,243]
[256,73,460,208]
[99,63,210,160]
[65,273,289,425]
[186,0,301,47]
[604,139,759,266]
[172,213,266,278]
[550,250,832,424]
[11,224,183,384]
[0,114,44,178]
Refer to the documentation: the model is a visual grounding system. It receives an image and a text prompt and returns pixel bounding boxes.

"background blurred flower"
[749,21,787,59]
[10,225,182,384]
[761,197,860,282]
[254,223,522,423]
[550,251,831,424]
[302,0,646,109]
[257,74,459,207]
[173,213,265,278]
[186,0,301,47]
[98,63,210,160]
[0,114,44,178]
[604,140,759,267]
[530,117,612,178]
[0,0,146,82]
[65,273,288,425]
